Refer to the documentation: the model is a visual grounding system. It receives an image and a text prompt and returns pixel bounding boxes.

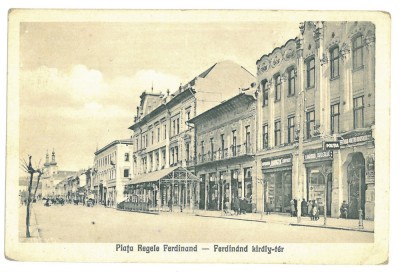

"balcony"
[195,144,254,166]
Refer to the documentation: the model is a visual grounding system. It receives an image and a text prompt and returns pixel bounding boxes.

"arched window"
[352,34,364,70]
[330,46,340,79]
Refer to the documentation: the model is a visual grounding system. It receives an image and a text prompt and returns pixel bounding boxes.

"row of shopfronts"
[113,129,374,220]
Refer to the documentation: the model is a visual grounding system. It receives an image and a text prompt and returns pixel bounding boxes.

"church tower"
[48,148,58,176]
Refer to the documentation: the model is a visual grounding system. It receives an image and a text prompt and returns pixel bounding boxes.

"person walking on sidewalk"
[315,200,320,220]
[307,200,313,217]
[168,198,172,212]
[290,199,296,217]
[311,203,317,221]
[233,196,240,215]
[301,198,308,216]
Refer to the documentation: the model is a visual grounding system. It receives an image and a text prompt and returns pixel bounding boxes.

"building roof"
[188,92,256,125]
[95,139,133,155]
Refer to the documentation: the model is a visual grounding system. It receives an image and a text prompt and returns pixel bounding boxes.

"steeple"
[44,150,50,167]
[50,148,57,165]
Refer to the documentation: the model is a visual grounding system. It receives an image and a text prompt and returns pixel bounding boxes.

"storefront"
[262,155,292,213]
[304,149,333,216]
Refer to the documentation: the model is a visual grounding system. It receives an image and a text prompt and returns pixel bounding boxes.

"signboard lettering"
[262,155,292,169]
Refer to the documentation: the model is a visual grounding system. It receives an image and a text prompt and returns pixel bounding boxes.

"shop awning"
[126,166,200,185]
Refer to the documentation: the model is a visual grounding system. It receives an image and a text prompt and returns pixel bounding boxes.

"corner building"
[126,61,255,212]
[255,21,375,219]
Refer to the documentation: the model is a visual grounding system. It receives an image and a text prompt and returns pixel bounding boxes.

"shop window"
[330,46,340,79]
[353,96,364,129]
[306,57,315,88]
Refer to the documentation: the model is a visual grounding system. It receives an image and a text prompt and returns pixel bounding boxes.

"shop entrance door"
[347,153,366,219]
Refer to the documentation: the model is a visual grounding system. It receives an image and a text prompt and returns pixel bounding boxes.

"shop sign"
[262,155,292,169]
[324,141,340,150]
[304,150,333,161]
[339,130,373,146]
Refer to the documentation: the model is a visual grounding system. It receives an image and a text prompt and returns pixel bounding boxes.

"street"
[22,202,374,243]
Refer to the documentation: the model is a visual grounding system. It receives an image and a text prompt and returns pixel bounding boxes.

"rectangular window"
[288,68,295,96]
[157,127,160,142]
[186,110,191,129]
[185,143,190,162]
[274,120,281,146]
[353,35,363,70]
[353,96,364,129]
[210,138,214,160]
[287,116,295,143]
[275,75,281,101]
[201,141,205,162]
[164,124,167,139]
[245,125,251,153]
[306,110,315,139]
[262,81,269,106]
[124,153,129,162]
[262,124,268,149]
[232,130,237,156]
[306,58,315,88]
[330,46,340,79]
[124,169,129,178]
[176,118,180,134]
[221,134,225,158]
[330,103,340,134]
[172,120,176,136]
[151,131,154,145]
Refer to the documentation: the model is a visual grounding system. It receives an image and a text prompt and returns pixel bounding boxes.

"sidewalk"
[193,209,374,233]
[19,204,42,242]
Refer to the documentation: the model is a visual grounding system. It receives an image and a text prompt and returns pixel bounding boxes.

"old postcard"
[5,9,390,264]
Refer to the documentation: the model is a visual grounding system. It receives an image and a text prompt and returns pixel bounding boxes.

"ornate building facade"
[255,21,375,219]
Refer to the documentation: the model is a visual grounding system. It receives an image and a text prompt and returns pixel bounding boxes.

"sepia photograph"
[4,8,391,265]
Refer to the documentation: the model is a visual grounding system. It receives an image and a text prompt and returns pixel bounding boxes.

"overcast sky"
[19,18,299,172]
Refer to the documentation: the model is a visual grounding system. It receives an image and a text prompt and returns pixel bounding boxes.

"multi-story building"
[126,60,255,211]
[255,21,375,219]
[92,139,133,207]
[188,92,257,212]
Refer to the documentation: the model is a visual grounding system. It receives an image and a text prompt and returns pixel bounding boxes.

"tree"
[20,155,43,238]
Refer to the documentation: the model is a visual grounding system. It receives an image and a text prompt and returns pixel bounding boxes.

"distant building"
[41,149,75,198]
[92,139,133,207]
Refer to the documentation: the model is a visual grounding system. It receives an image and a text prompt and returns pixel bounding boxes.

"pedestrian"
[301,198,308,216]
[340,200,349,219]
[239,197,247,215]
[307,200,313,217]
[168,198,172,212]
[233,196,240,215]
[315,200,320,220]
[293,198,298,216]
[107,198,110,207]
[266,200,273,215]
[311,204,317,221]
[290,199,295,217]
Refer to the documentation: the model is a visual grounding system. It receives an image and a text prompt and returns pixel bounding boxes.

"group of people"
[290,198,321,221]
[223,196,249,216]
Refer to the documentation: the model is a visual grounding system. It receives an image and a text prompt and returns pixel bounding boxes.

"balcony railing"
[196,144,254,165]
